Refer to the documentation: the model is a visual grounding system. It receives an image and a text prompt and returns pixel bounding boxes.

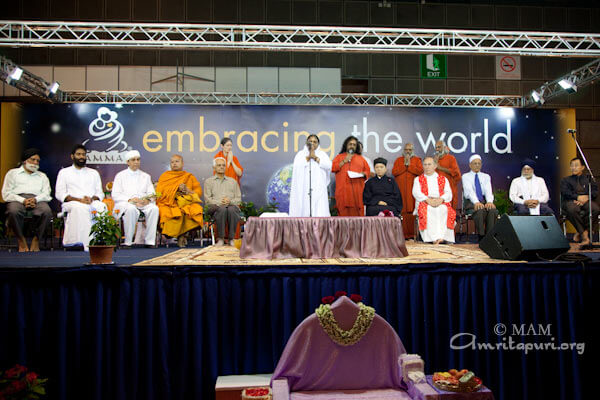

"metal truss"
[524,57,600,107]
[61,91,523,107]
[1,20,600,57]
[0,55,62,102]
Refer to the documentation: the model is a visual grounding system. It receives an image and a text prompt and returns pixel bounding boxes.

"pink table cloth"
[240,216,408,259]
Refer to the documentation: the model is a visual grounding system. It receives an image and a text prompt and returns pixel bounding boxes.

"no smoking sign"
[496,55,521,80]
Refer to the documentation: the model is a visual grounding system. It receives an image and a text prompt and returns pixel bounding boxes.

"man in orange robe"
[392,142,423,239]
[156,155,203,247]
[214,137,243,186]
[435,140,461,211]
[332,136,371,216]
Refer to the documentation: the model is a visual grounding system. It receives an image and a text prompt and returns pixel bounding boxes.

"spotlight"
[47,81,60,96]
[531,90,544,104]
[558,78,577,93]
[5,66,23,84]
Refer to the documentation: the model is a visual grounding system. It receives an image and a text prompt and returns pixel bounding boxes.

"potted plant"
[0,364,47,399]
[88,209,121,264]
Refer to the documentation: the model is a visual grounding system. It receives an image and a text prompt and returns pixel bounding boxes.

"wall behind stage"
[10,104,574,211]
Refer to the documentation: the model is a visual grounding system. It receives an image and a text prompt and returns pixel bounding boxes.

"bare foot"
[215,239,225,247]
[30,237,40,252]
[177,236,187,248]
[573,232,581,243]
[433,239,444,245]
[18,237,29,252]
[580,231,591,246]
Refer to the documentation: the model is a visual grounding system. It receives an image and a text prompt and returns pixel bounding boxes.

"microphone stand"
[308,144,313,217]
[568,129,598,250]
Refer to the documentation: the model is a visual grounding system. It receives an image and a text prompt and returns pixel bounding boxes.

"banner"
[16,104,574,212]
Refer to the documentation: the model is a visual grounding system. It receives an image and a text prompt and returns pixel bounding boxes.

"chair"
[2,206,55,252]
[271,296,419,400]
[457,196,476,240]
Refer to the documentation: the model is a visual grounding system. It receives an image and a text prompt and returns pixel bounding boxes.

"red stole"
[417,174,456,231]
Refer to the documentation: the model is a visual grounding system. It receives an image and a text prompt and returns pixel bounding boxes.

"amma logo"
[84,107,129,164]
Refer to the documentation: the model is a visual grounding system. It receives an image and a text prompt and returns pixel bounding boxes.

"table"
[408,376,495,400]
[240,216,408,259]
[215,374,272,400]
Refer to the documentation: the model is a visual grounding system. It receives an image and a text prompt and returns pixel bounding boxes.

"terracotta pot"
[88,245,115,264]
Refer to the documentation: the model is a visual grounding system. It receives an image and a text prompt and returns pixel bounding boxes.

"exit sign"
[420,54,447,79]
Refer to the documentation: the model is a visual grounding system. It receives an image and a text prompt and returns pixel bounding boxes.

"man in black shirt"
[363,157,403,217]
[560,157,599,246]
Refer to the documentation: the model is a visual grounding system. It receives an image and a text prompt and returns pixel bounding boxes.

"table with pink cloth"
[239,216,408,259]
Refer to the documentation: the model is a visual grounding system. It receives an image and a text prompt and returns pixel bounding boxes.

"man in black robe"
[363,157,403,217]
[560,156,598,246]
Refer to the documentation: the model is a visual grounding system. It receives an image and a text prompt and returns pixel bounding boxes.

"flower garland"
[315,293,375,346]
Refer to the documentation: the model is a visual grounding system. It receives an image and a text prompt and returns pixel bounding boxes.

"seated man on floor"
[362,157,403,217]
[560,157,599,246]
[55,144,107,251]
[204,157,242,246]
[412,156,455,244]
[1,148,53,252]
[156,154,203,247]
[509,159,553,215]
[112,150,159,248]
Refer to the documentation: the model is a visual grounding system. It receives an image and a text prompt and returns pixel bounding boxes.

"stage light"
[498,107,515,118]
[5,66,23,84]
[531,90,544,104]
[558,78,577,93]
[47,81,60,95]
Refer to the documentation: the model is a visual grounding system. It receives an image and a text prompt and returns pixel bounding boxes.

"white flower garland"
[315,302,375,346]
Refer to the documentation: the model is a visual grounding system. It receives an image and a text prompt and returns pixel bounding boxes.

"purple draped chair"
[271,296,416,400]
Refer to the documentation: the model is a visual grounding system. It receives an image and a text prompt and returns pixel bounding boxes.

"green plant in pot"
[88,209,122,264]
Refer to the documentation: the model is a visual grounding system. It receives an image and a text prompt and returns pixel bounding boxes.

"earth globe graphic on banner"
[266,164,293,213]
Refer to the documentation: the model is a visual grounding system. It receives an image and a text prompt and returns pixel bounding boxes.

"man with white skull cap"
[112,149,159,247]
[461,154,498,240]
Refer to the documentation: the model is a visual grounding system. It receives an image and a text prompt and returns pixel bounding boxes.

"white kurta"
[412,172,455,243]
[289,146,332,217]
[55,165,106,250]
[509,174,549,215]
[112,168,159,246]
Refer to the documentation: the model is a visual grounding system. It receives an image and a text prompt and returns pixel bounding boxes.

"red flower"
[25,371,38,384]
[321,296,335,304]
[334,290,347,298]
[350,294,363,303]
[114,209,120,214]
[6,380,26,394]
[91,210,98,215]
[4,364,27,378]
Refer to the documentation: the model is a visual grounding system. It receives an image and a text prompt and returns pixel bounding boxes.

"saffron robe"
[156,170,203,237]
[436,154,461,210]
[332,153,371,216]
[214,151,243,186]
[412,172,455,243]
[392,156,423,238]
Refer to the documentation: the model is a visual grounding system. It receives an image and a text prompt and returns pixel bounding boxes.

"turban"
[469,154,481,163]
[125,150,141,161]
[521,158,536,170]
[21,148,40,162]
[373,157,388,166]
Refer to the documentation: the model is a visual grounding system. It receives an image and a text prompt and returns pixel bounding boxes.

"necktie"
[474,173,484,203]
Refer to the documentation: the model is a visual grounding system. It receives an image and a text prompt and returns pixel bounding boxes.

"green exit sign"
[420,54,447,79]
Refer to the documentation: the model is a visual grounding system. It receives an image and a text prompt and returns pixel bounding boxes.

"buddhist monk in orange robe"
[214,137,243,186]
[435,140,461,211]
[156,155,203,247]
[332,136,371,216]
[392,142,423,239]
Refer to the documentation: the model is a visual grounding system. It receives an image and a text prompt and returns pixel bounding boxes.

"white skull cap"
[125,150,140,161]
[469,154,481,163]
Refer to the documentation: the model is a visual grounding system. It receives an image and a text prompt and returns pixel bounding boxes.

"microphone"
[567,129,577,134]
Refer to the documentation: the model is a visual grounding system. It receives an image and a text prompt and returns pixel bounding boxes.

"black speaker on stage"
[479,214,570,261]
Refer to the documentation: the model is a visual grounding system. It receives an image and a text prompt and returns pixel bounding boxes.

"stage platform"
[0,243,598,400]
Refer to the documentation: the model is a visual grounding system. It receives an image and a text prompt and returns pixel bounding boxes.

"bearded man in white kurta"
[412,157,456,244]
[112,150,159,248]
[55,144,107,250]
[289,134,332,217]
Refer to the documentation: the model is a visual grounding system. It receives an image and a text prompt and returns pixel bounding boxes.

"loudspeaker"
[479,214,570,261]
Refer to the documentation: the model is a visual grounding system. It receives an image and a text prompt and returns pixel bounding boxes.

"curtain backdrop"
[1,263,597,400]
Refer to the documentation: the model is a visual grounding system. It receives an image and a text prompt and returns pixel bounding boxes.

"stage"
[0,243,598,400]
